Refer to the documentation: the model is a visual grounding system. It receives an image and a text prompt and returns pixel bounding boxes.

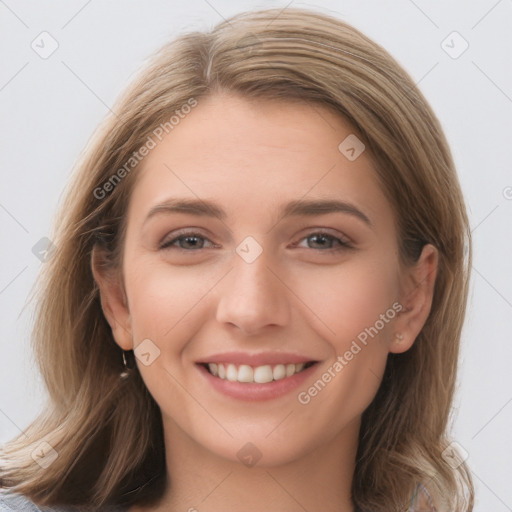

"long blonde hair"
[0,8,474,511]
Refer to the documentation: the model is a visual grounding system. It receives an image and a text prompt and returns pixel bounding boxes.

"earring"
[395,333,404,342]
[120,350,134,380]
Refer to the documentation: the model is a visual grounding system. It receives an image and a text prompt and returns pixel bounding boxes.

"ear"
[91,245,133,351]
[390,244,439,354]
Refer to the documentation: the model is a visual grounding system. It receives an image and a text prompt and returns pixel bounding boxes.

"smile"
[204,362,315,384]
[196,352,320,401]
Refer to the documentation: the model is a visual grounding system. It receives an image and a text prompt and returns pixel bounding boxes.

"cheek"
[291,262,400,437]
[123,258,214,346]
[290,254,401,350]
[122,260,213,414]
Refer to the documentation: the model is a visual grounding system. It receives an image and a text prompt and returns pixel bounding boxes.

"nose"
[215,248,291,336]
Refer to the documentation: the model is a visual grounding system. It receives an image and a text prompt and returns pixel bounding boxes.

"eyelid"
[291,230,353,251]
[159,227,354,252]
[159,229,217,250]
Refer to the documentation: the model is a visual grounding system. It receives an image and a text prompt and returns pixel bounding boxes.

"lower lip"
[196,363,318,401]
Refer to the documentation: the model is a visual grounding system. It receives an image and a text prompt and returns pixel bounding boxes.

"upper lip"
[197,351,317,366]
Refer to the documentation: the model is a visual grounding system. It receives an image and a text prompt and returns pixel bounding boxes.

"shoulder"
[0,490,128,511]
[0,490,49,511]
[0,490,45,511]
[409,482,439,512]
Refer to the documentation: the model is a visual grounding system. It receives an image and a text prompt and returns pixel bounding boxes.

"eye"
[159,230,352,252]
[294,231,352,251]
[159,231,216,251]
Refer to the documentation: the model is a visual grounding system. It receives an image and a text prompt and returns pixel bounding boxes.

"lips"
[196,356,319,401]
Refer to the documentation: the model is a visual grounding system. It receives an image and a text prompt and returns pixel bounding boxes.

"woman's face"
[99,92,434,467]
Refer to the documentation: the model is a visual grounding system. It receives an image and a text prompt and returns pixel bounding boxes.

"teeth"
[254,365,273,384]
[206,362,311,383]
[238,364,253,383]
[226,364,238,382]
[273,364,286,381]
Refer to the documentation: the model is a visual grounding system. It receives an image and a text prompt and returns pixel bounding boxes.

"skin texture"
[93,92,438,512]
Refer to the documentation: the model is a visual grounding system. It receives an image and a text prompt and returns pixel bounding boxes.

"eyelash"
[159,230,353,252]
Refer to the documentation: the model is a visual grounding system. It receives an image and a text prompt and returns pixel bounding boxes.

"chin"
[197,429,320,469]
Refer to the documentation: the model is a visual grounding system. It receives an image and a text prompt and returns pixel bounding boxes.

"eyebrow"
[143,197,372,228]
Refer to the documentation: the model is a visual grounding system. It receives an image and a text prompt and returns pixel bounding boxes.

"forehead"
[126,92,393,230]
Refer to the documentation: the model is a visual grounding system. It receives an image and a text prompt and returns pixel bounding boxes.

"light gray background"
[1,1,511,510]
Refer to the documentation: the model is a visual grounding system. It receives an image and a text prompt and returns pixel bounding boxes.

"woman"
[0,7,474,512]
